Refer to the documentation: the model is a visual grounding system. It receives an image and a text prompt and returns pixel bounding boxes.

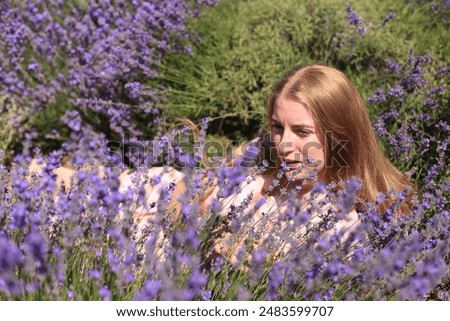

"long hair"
[266,64,412,214]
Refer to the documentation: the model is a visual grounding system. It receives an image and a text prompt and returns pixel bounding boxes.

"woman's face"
[271,97,325,183]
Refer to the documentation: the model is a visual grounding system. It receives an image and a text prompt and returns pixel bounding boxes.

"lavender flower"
[367,88,386,103]
[134,280,162,301]
[346,5,364,26]
[0,0,217,162]
[382,12,396,26]
[99,285,112,301]
[388,84,404,98]
[0,234,23,277]
[386,60,400,74]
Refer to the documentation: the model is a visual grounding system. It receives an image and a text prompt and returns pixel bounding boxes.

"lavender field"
[0,0,449,300]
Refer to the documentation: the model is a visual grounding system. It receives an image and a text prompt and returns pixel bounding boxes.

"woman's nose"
[278,130,296,156]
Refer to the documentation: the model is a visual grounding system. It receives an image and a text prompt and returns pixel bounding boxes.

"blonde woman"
[127,64,413,262]
[40,65,412,259]
[260,64,412,213]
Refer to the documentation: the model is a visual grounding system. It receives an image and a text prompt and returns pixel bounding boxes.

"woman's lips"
[283,160,303,169]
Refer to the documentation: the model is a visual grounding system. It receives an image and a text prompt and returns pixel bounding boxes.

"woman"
[260,64,412,213]
[128,64,412,261]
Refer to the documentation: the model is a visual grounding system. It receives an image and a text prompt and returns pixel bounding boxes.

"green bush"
[156,0,449,141]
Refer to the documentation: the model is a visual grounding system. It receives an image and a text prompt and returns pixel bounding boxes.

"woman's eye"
[272,124,283,130]
[295,129,311,136]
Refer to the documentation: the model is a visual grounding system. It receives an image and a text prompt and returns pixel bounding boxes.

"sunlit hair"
[266,64,412,214]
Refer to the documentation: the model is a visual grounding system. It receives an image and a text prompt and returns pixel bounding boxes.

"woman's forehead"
[272,97,316,127]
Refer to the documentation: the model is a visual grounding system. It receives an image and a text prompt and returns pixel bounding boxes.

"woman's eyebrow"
[292,124,315,129]
[271,119,315,129]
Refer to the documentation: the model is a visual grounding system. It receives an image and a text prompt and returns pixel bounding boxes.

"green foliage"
[156,0,449,140]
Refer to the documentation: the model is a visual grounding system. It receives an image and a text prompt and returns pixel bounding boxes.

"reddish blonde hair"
[267,65,412,214]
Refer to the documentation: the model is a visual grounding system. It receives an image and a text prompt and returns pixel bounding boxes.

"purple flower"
[22,230,48,274]
[266,262,284,300]
[0,235,22,274]
[0,0,217,155]
[423,98,439,109]
[61,110,82,132]
[124,81,142,100]
[134,280,161,300]
[124,272,135,284]
[184,45,193,55]
[367,88,386,103]
[339,177,362,213]
[89,269,101,280]
[388,84,404,97]
[188,268,207,290]
[252,248,268,264]
[99,285,112,301]
[382,12,396,26]
[202,290,212,300]
[27,62,39,72]
[386,60,400,74]
[346,5,364,27]
[347,9,363,26]
[216,165,248,198]
[434,66,450,78]
[357,26,365,36]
